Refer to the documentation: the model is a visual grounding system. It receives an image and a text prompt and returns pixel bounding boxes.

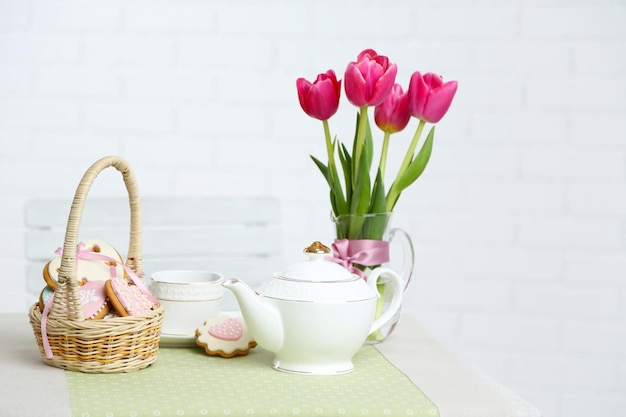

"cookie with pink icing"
[79,280,111,319]
[196,315,256,358]
[105,276,158,317]
[38,281,110,320]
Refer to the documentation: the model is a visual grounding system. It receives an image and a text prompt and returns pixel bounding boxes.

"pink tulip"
[296,70,341,121]
[344,49,398,107]
[374,83,410,134]
[408,72,458,123]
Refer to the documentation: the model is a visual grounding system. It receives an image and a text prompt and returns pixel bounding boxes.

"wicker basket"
[29,155,165,373]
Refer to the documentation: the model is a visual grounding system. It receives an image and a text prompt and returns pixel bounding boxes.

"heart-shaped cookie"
[209,317,243,341]
[105,276,157,316]
[196,315,256,358]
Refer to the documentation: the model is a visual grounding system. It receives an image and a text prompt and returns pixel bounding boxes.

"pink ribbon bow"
[54,242,156,304]
[41,242,157,359]
[326,238,390,279]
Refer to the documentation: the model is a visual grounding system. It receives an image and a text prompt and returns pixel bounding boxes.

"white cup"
[150,270,224,336]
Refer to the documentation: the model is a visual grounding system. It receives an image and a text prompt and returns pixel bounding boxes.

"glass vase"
[331,212,414,343]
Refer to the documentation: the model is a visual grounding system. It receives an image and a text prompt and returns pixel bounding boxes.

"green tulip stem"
[378,131,391,182]
[323,119,334,168]
[352,106,369,185]
[386,119,426,211]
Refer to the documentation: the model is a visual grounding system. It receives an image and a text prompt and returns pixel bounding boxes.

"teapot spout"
[222,278,284,353]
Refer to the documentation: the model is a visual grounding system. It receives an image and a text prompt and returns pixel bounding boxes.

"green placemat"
[66,346,439,417]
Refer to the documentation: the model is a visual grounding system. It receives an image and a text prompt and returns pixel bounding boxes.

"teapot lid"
[275,241,356,282]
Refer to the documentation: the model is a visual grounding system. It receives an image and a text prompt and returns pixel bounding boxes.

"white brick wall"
[1,1,625,416]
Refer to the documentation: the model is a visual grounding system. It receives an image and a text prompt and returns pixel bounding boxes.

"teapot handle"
[366,267,404,335]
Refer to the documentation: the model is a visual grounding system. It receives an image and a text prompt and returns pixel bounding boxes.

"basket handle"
[53,156,143,321]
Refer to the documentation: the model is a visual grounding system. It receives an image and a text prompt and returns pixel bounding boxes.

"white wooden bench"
[24,196,284,310]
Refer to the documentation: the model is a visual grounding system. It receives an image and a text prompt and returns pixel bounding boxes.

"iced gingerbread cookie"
[78,280,111,319]
[38,281,110,320]
[105,276,158,316]
[196,315,257,358]
[43,239,125,289]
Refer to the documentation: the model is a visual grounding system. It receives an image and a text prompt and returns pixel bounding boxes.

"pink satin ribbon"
[326,238,390,279]
[41,292,55,358]
[41,242,157,359]
[54,243,157,305]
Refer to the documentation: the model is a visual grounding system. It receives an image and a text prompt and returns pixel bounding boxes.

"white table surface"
[0,313,541,417]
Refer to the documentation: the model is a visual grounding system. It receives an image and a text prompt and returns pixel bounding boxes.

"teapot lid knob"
[274,241,353,282]
[304,241,331,254]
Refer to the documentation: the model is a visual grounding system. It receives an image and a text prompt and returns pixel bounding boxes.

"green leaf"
[348,175,370,238]
[362,114,374,174]
[310,155,330,184]
[328,139,348,214]
[350,174,369,214]
[369,169,387,214]
[351,112,361,161]
[389,126,435,209]
[329,168,348,215]
[338,142,351,174]
[311,156,337,214]
[348,111,374,219]
[350,146,371,218]
[351,111,374,190]
[312,153,348,216]
[328,190,338,216]
[365,169,389,239]
[338,142,353,210]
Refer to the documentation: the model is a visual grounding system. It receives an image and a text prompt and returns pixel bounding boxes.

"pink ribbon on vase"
[40,242,157,359]
[326,238,390,279]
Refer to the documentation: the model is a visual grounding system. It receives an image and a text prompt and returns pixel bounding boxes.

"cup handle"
[367,267,404,335]
[389,227,415,290]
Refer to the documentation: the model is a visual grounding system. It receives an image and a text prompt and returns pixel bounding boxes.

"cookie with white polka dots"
[196,315,256,358]
[105,276,158,316]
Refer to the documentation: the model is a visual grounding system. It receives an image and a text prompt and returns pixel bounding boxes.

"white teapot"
[222,241,404,375]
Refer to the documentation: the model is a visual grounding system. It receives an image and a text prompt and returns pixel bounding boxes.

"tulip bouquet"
[297,49,458,241]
